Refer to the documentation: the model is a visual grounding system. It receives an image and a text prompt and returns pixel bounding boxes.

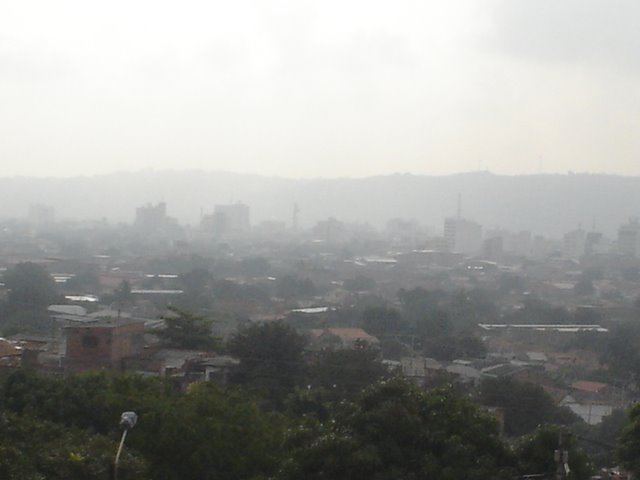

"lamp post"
[114,411,137,480]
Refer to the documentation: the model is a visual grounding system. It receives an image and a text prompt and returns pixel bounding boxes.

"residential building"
[64,321,145,372]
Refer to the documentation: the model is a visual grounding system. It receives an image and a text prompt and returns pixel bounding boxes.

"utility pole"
[555,429,570,480]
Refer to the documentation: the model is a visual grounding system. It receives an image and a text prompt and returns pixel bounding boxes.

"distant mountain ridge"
[1,170,637,237]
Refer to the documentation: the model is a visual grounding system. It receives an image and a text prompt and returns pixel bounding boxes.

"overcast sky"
[1,0,639,178]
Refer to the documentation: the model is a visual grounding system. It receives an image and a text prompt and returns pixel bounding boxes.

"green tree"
[227,321,308,405]
[307,341,388,402]
[0,370,285,480]
[159,307,218,350]
[573,409,626,468]
[3,262,57,310]
[598,321,640,380]
[239,256,270,276]
[423,332,487,361]
[0,262,59,334]
[397,287,444,324]
[617,403,640,476]
[379,338,411,361]
[573,307,603,325]
[178,268,214,309]
[344,275,376,293]
[132,382,286,480]
[505,297,573,325]
[515,425,593,480]
[415,309,453,338]
[479,377,580,437]
[278,378,515,480]
[276,275,316,299]
[444,289,497,330]
[113,279,134,309]
[213,279,271,307]
[0,370,170,434]
[361,306,404,335]
[574,278,595,297]
[498,273,525,294]
[65,265,101,293]
[0,411,148,480]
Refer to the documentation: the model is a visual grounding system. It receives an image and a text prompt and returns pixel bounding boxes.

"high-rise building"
[28,203,55,227]
[563,228,586,260]
[135,202,167,230]
[584,231,604,256]
[618,218,640,256]
[202,202,250,234]
[483,236,504,261]
[444,217,482,254]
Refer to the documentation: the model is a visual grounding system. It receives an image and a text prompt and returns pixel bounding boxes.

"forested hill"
[0,170,637,236]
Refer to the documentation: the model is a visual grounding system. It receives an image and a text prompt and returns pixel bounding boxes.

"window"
[82,335,99,348]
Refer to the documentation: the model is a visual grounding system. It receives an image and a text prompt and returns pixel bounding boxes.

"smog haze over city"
[2,0,640,178]
[2,2,640,480]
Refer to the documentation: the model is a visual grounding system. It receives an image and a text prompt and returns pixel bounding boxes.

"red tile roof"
[327,328,378,342]
[571,380,608,393]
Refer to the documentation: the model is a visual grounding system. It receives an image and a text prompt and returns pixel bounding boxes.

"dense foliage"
[158,306,219,350]
[3,265,640,479]
[0,262,59,334]
[0,361,637,479]
[515,425,593,480]
[278,378,516,480]
[0,370,285,480]
[479,377,580,436]
[227,321,308,405]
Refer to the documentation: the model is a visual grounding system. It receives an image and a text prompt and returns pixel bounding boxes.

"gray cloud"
[490,0,640,72]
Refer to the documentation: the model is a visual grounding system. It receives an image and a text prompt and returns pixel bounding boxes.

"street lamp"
[114,411,137,480]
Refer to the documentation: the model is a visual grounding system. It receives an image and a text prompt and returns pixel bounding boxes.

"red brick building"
[64,321,145,372]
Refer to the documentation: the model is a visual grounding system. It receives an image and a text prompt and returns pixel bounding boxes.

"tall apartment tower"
[203,202,250,234]
[135,202,167,230]
[444,217,482,254]
[28,203,55,227]
[618,218,640,256]
[443,194,482,255]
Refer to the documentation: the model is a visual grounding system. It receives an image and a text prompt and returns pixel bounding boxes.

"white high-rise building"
[563,228,586,260]
[201,202,250,234]
[618,218,640,256]
[444,217,482,255]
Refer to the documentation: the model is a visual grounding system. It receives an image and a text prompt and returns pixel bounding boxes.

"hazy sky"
[1,0,639,178]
